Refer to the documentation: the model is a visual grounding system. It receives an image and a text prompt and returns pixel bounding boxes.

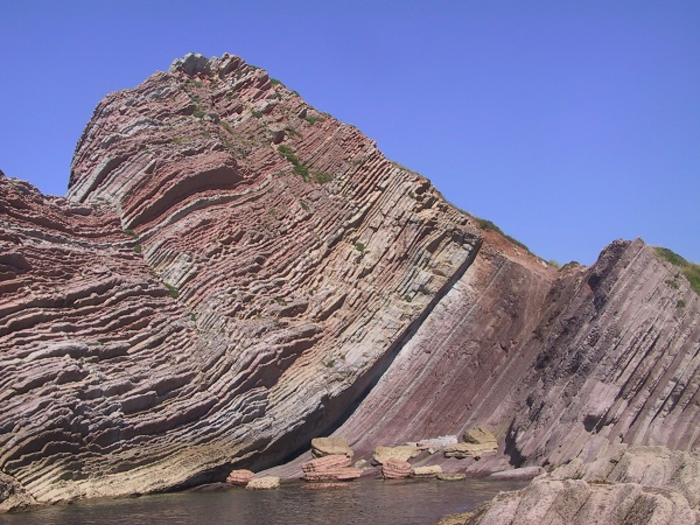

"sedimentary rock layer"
[326,236,699,470]
[1,52,698,513]
[1,53,478,506]
[446,446,700,525]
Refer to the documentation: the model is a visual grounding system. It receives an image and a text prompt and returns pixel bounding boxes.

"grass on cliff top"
[474,216,531,254]
[654,247,700,295]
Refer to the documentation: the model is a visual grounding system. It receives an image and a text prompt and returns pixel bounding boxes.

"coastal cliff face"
[0,53,698,512]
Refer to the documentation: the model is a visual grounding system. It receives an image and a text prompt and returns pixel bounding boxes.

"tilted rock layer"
[1,53,698,511]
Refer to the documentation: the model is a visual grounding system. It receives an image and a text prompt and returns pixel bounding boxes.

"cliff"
[0,53,698,514]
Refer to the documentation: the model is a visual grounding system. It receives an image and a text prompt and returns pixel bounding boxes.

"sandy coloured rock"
[245,476,280,490]
[372,446,421,465]
[411,465,443,477]
[311,436,353,458]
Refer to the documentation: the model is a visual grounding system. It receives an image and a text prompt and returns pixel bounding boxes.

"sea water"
[2,478,528,525]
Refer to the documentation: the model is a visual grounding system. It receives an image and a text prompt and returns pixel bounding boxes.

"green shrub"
[165,283,179,299]
[403,294,413,303]
[193,107,206,119]
[124,229,137,238]
[354,242,366,253]
[314,172,333,184]
[304,115,325,125]
[294,164,309,180]
[655,247,700,295]
[251,110,263,118]
[677,300,686,308]
[133,244,142,254]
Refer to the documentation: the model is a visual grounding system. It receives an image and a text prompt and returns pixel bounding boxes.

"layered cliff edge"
[1,53,698,516]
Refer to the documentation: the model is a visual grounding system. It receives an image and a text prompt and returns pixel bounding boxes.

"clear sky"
[1,1,698,265]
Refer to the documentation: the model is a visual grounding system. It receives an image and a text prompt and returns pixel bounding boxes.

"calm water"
[2,478,528,525]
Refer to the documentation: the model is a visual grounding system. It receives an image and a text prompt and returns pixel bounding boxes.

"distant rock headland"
[1,53,697,521]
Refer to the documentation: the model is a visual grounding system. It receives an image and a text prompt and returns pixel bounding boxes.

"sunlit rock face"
[1,52,698,511]
[1,53,478,506]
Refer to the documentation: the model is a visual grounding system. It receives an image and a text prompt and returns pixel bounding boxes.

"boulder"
[225,469,254,486]
[311,436,354,458]
[373,445,421,464]
[245,476,280,490]
[411,465,443,477]
[444,428,498,459]
[463,427,497,447]
[301,454,362,482]
[437,473,467,482]
[382,457,412,479]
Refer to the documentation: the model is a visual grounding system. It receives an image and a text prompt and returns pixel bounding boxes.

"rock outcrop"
[225,469,254,486]
[1,53,477,505]
[1,52,698,515]
[311,436,353,458]
[381,458,412,479]
[444,447,700,525]
[301,455,362,482]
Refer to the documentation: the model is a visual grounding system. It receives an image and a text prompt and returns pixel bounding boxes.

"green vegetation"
[677,300,686,308]
[133,244,143,254]
[314,171,333,184]
[165,283,179,299]
[403,294,413,303]
[251,110,263,118]
[654,247,700,295]
[270,78,283,86]
[354,242,366,253]
[324,359,336,368]
[193,106,206,119]
[547,259,562,269]
[665,279,680,290]
[124,229,137,238]
[277,145,311,181]
[304,115,325,125]
[474,216,531,253]
[274,297,287,306]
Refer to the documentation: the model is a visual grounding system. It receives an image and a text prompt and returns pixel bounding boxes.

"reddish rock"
[382,458,412,479]
[226,469,254,486]
[0,51,698,512]
[301,455,361,482]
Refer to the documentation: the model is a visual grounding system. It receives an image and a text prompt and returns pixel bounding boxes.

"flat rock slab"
[373,445,421,464]
[412,465,443,477]
[245,476,280,490]
[382,457,412,479]
[437,473,467,481]
[489,466,545,481]
[311,436,353,458]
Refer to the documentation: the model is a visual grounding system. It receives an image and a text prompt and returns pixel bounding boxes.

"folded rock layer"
[1,52,698,511]
[1,53,478,506]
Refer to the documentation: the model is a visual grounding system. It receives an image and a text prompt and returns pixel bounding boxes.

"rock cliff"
[0,53,698,513]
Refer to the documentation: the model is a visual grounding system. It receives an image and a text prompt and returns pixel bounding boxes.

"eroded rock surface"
[1,52,698,513]
[445,447,700,525]
[1,52,477,506]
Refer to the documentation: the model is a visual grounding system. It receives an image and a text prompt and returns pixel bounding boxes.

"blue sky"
[1,1,698,265]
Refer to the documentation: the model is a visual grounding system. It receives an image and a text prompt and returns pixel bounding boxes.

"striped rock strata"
[1,52,698,514]
[0,53,477,508]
